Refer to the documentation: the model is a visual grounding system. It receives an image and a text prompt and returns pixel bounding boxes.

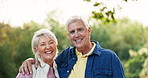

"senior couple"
[16,16,125,78]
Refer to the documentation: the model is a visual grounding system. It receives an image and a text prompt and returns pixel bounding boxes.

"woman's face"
[36,36,57,63]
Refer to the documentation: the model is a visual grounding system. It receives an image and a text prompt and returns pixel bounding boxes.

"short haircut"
[66,16,89,31]
[31,29,58,58]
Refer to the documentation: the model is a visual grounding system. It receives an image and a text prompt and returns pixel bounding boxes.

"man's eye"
[70,31,75,34]
[78,28,83,32]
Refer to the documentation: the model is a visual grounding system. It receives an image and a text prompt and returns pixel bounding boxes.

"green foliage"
[125,48,148,78]
[85,0,138,23]
[84,1,117,23]
[0,16,147,78]
[92,8,116,24]
[91,4,116,24]
[125,55,144,77]
[84,0,130,2]
[90,18,146,61]
[90,18,148,78]
[44,13,72,52]
[140,57,148,78]
[0,21,46,77]
[0,44,17,78]
[0,23,16,78]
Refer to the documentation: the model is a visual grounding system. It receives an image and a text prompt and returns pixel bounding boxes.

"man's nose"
[74,31,80,37]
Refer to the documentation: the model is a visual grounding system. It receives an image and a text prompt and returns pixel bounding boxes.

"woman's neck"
[43,59,54,67]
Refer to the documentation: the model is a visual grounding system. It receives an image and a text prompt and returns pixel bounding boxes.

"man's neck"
[77,42,94,55]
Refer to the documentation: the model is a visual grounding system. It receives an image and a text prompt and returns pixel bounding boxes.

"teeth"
[45,51,52,54]
[75,39,82,42]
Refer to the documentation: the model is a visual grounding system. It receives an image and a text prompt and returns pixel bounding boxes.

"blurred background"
[0,0,148,78]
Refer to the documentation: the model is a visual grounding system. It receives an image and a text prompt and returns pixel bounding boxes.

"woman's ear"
[34,47,40,58]
[34,47,38,53]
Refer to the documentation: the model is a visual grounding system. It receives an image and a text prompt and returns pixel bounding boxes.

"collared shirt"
[56,41,125,78]
[16,58,59,78]
[68,42,96,78]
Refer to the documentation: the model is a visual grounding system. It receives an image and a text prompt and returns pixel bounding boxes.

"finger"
[19,65,24,74]
[22,65,25,74]
[27,60,33,74]
[35,59,39,68]
[23,61,30,75]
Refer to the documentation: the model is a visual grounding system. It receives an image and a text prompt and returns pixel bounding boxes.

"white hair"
[31,29,58,59]
[66,16,89,31]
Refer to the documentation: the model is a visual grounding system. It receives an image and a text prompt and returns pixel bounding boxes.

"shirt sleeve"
[112,53,125,78]
[16,73,32,78]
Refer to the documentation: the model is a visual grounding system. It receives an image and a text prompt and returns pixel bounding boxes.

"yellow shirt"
[68,42,96,78]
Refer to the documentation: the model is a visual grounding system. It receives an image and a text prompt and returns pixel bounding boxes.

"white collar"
[38,58,57,73]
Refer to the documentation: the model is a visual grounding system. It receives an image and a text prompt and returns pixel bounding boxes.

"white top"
[32,58,59,78]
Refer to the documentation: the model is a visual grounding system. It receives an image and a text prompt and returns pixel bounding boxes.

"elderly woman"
[16,29,59,78]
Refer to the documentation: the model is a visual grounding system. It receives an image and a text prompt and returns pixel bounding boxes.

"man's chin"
[74,45,83,48]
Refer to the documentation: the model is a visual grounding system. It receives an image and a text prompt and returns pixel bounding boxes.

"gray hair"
[31,29,58,58]
[66,16,89,31]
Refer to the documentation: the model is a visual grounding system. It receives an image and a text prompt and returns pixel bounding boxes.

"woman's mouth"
[45,51,52,54]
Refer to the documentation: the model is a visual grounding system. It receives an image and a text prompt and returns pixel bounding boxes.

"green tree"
[90,18,145,61]
[85,0,137,23]
[0,12,147,78]
[125,48,148,78]
[140,57,148,78]
[0,23,17,78]
[44,13,71,52]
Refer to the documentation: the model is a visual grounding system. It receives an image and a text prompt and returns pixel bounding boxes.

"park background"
[0,0,148,78]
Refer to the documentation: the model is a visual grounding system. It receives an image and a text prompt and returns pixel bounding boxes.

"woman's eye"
[49,41,54,44]
[41,44,45,46]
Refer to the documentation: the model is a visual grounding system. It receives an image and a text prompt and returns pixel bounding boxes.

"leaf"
[84,0,91,2]
[93,2,101,6]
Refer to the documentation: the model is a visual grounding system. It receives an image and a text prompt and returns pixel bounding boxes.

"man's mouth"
[75,38,83,43]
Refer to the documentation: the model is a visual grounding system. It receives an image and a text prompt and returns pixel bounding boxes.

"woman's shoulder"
[32,64,37,72]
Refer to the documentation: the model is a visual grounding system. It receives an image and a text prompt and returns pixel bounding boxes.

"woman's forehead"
[38,36,53,42]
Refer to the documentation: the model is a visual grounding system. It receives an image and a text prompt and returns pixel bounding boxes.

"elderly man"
[19,16,125,78]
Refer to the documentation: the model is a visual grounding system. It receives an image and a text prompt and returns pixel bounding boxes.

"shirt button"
[73,58,76,60]
[67,70,70,73]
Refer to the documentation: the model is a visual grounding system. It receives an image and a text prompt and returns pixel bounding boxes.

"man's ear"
[67,32,71,38]
[88,27,91,33]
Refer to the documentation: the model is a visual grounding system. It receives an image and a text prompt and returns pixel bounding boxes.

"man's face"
[67,20,91,49]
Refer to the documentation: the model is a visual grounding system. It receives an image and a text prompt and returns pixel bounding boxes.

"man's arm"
[112,53,125,78]
[19,58,39,75]
[16,72,32,78]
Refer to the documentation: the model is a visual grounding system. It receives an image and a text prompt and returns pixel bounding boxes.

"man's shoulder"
[97,48,119,60]
[94,47,115,57]
[64,46,74,51]
[94,42,115,55]
[55,47,74,61]
[59,47,74,54]
[100,48,115,54]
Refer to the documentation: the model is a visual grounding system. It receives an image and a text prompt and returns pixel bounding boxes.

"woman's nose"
[46,44,50,49]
